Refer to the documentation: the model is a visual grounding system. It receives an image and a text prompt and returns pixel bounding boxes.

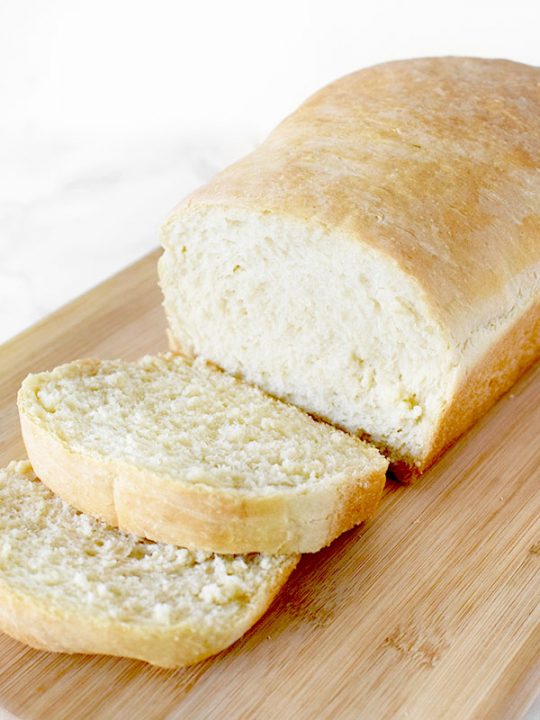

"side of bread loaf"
[0,461,298,668]
[17,355,387,553]
[159,57,540,479]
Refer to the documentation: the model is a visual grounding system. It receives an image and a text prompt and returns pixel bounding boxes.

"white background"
[0,2,539,715]
[1,0,540,344]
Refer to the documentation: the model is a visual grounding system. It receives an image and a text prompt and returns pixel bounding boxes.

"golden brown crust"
[0,557,298,668]
[386,301,540,481]
[421,301,540,475]
[19,408,387,554]
[179,57,540,346]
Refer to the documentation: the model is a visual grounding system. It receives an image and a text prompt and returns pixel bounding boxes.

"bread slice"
[0,461,298,668]
[18,354,387,554]
[159,57,540,481]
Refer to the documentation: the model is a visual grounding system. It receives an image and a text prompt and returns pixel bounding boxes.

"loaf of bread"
[0,461,298,668]
[18,354,387,554]
[159,57,540,480]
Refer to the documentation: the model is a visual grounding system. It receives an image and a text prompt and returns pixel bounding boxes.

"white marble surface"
[0,132,257,343]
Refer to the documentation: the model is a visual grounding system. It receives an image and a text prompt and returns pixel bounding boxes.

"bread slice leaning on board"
[0,461,298,668]
[18,354,387,554]
[159,56,540,481]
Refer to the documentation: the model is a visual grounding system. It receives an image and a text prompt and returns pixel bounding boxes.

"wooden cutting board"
[0,250,538,720]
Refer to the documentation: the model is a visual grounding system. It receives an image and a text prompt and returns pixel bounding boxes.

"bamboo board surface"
[0,250,538,720]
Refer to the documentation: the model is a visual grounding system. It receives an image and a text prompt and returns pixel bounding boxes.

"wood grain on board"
[0,250,538,720]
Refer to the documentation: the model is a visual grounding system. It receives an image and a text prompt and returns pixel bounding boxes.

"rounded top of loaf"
[172,56,540,346]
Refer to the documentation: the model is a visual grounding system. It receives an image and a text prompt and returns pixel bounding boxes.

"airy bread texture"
[0,461,298,668]
[159,57,540,480]
[18,355,387,553]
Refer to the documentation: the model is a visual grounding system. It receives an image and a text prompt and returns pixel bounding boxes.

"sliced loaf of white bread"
[18,354,387,554]
[159,58,540,480]
[0,461,298,668]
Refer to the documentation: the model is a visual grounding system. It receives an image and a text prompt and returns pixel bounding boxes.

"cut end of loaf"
[160,206,456,477]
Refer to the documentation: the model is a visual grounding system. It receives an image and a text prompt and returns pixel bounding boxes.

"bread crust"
[162,57,540,479]
[177,58,540,347]
[0,554,298,669]
[18,403,386,555]
[421,301,540,475]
